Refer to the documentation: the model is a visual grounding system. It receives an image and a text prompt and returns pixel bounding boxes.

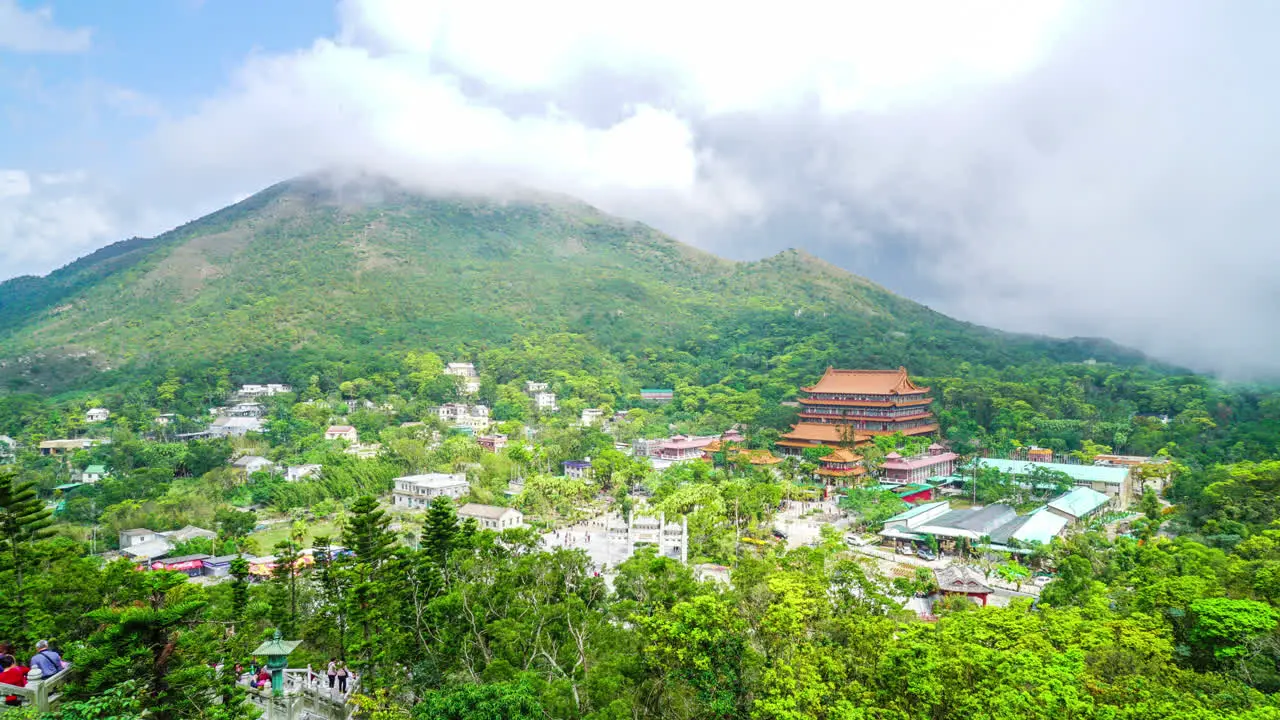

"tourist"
[335,659,349,693]
[28,641,63,679]
[0,656,28,706]
[326,657,337,689]
[256,667,270,690]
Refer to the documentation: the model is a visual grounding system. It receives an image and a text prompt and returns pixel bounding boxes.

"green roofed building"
[1046,486,1113,523]
[977,457,1133,509]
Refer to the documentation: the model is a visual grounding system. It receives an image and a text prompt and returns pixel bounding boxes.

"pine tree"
[0,467,54,635]
[272,539,302,636]
[344,495,394,567]
[421,495,460,566]
[75,572,224,720]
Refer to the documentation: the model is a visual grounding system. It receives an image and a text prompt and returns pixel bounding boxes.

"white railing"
[0,666,74,713]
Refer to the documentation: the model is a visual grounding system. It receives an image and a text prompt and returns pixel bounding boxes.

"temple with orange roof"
[778,367,937,455]
[815,448,867,484]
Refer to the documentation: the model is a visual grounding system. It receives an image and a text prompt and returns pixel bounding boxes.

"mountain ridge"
[0,175,1163,393]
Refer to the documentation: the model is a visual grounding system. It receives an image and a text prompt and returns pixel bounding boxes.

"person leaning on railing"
[0,655,29,705]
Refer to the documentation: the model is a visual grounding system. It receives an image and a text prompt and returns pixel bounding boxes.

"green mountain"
[0,175,1152,392]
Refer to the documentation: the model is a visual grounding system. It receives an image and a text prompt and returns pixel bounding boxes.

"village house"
[285,464,322,482]
[445,363,481,394]
[232,455,275,475]
[208,416,263,437]
[79,464,108,483]
[85,407,110,423]
[38,438,101,456]
[525,381,548,393]
[779,367,937,455]
[325,425,359,442]
[226,402,266,418]
[934,566,995,607]
[437,403,492,432]
[392,473,470,509]
[580,408,605,426]
[0,435,14,464]
[159,525,218,544]
[477,434,508,452]
[457,503,525,530]
[154,414,176,426]
[532,391,558,411]
[238,384,292,398]
[563,460,591,479]
[880,444,958,483]
[640,389,674,403]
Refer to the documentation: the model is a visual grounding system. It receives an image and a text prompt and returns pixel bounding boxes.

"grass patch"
[249,518,339,551]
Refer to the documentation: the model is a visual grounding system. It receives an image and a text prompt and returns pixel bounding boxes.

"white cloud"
[0,0,91,53]
[0,172,119,276]
[8,0,1280,377]
[0,170,32,199]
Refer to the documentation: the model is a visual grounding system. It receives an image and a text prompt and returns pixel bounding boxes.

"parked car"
[1032,575,1054,586]
[772,528,788,540]
[916,547,937,561]
[844,534,870,547]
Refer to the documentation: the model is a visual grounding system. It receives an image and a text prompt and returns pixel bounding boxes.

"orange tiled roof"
[781,423,847,442]
[802,367,929,396]
[823,448,863,463]
[739,449,783,465]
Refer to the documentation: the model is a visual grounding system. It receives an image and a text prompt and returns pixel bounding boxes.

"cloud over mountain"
[4,0,1279,377]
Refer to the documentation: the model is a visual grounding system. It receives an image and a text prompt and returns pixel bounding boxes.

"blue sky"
[1,0,1279,377]
[1,0,333,173]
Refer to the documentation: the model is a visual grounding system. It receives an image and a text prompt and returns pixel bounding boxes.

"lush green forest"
[0,177,1279,718]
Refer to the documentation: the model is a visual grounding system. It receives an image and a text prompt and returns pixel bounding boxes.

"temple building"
[815,448,867,485]
[778,367,937,455]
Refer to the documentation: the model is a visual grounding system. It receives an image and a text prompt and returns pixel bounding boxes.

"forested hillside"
[2,176,1280,720]
[0,174,1150,394]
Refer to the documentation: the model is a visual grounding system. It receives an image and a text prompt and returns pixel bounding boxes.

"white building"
[232,455,275,475]
[525,381,548,393]
[240,384,292,397]
[119,528,162,549]
[0,435,14,464]
[392,473,470,509]
[581,408,605,426]
[325,425,359,442]
[85,408,110,423]
[285,464,322,482]
[445,363,481,394]
[208,416,263,437]
[533,392,558,412]
[437,403,491,432]
[457,503,525,530]
[227,403,266,418]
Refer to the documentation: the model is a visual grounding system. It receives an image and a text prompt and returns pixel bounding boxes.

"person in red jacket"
[0,656,28,706]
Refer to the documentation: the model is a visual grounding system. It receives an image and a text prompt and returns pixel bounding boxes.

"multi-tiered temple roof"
[779,367,937,454]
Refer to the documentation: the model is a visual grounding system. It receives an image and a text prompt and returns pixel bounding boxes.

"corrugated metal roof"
[1047,487,1111,518]
[883,501,949,523]
[978,458,1129,485]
